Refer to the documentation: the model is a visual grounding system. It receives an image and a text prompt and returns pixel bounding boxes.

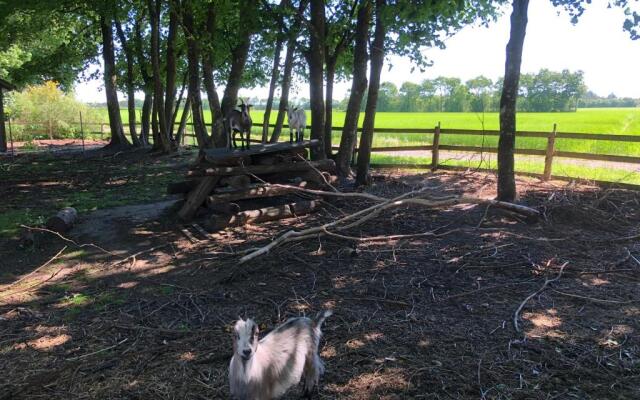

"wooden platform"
[171,139,335,227]
[199,139,319,164]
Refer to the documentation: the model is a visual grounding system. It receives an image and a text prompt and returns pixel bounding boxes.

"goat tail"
[313,309,333,332]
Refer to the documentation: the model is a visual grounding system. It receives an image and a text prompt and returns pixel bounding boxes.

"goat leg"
[246,130,250,150]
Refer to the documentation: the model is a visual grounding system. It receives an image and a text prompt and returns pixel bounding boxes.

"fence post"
[8,117,14,156]
[79,111,85,153]
[431,122,441,171]
[543,123,557,181]
[100,123,105,140]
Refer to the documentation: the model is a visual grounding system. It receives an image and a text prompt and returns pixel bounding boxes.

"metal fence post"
[431,122,441,171]
[543,123,557,181]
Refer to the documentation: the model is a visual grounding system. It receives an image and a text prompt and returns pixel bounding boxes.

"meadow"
[95,107,640,184]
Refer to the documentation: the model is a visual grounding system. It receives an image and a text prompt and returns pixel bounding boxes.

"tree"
[376,82,399,111]
[261,0,289,143]
[466,76,493,112]
[336,0,372,177]
[114,7,141,146]
[306,0,327,160]
[356,0,386,186]
[100,13,130,148]
[497,0,529,202]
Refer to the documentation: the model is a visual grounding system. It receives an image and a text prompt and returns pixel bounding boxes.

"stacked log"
[169,140,336,230]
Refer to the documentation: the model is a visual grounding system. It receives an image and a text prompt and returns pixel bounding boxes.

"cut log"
[46,207,78,233]
[207,202,241,215]
[195,152,251,167]
[263,170,337,187]
[167,179,200,194]
[207,200,320,230]
[200,139,319,165]
[251,148,309,166]
[206,181,312,206]
[178,176,221,220]
[188,159,336,178]
[219,175,251,189]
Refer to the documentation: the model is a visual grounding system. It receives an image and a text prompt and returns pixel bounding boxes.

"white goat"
[226,98,253,150]
[287,107,306,143]
[229,310,332,400]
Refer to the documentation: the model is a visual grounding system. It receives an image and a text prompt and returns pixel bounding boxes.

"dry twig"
[238,185,541,265]
[513,262,568,333]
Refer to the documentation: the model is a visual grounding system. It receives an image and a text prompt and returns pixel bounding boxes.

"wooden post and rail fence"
[6,119,640,185]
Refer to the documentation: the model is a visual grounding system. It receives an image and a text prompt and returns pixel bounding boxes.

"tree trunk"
[151,97,160,149]
[262,37,283,143]
[324,59,336,158]
[148,0,172,153]
[140,89,152,146]
[114,18,141,146]
[133,18,152,147]
[171,70,188,136]
[0,89,6,152]
[356,0,386,186]
[164,4,178,139]
[271,35,296,143]
[100,15,130,148]
[307,0,326,160]
[336,1,371,177]
[175,96,191,145]
[498,0,529,202]
[220,0,256,118]
[184,0,212,149]
[202,3,226,147]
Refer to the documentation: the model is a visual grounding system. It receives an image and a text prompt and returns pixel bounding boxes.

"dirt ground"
[1,152,639,399]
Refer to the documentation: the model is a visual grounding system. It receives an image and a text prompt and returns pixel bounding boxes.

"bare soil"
[1,153,639,399]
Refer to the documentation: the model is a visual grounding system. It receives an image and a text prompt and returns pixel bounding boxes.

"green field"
[96,107,640,184]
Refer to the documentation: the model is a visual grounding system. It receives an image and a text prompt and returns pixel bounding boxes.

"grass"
[102,107,640,156]
[0,151,194,238]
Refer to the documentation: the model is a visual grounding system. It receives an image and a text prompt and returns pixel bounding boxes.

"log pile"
[169,140,336,231]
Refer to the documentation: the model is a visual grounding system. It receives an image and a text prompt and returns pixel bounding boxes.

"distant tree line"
[341,68,637,113]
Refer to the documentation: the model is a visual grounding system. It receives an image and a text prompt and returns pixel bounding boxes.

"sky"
[74,1,640,103]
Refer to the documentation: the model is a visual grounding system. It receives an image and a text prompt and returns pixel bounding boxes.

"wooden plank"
[554,132,640,142]
[206,181,310,206]
[200,139,319,164]
[334,146,434,152]
[438,145,547,157]
[178,176,221,220]
[208,200,320,230]
[188,159,336,177]
[554,151,640,164]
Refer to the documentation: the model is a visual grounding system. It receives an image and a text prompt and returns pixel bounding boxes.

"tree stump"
[46,207,78,233]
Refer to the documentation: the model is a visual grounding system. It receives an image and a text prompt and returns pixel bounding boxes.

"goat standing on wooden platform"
[229,310,332,399]
[226,98,253,150]
[287,107,306,143]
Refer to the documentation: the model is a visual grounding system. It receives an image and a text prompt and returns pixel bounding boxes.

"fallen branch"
[513,262,568,333]
[550,289,637,305]
[2,246,67,291]
[238,186,541,265]
[20,225,114,255]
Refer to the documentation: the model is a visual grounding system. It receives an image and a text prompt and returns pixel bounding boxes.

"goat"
[287,107,306,143]
[226,98,253,150]
[229,310,332,400]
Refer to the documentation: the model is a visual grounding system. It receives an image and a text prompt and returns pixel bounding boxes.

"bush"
[6,81,100,140]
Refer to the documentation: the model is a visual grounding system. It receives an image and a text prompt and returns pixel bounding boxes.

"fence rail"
[173,122,640,182]
[6,119,640,184]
